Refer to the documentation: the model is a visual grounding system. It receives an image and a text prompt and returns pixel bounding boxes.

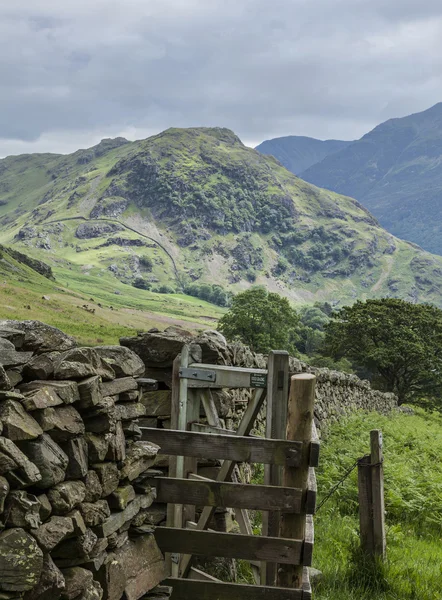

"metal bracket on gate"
[179,367,217,383]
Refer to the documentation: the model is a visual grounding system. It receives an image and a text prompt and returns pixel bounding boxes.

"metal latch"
[179,367,217,382]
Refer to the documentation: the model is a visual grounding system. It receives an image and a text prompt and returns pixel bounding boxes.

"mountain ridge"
[1,126,442,309]
[255,135,352,174]
[300,102,442,255]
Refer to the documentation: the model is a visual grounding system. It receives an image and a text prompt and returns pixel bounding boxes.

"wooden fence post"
[370,430,386,559]
[277,373,316,589]
[358,430,386,560]
[357,455,374,554]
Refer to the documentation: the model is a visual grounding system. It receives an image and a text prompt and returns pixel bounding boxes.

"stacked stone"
[121,326,398,438]
[0,320,168,600]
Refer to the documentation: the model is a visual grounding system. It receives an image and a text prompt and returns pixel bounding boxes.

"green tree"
[217,287,299,354]
[323,298,442,405]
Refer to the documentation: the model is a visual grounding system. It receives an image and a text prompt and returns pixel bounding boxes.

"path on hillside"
[46,216,180,280]
[371,255,394,292]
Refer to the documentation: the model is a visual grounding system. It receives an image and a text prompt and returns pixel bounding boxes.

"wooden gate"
[140,348,319,599]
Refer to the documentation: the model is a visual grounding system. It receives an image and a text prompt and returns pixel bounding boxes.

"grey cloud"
[1,0,442,154]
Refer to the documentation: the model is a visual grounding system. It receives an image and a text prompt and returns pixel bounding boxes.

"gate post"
[261,350,289,585]
[277,373,316,589]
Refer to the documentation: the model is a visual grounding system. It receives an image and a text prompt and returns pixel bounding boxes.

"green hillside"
[301,103,442,255]
[0,240,223,345]
[1,127,442,308]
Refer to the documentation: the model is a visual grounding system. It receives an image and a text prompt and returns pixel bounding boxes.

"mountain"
[255,136,351,174]
[300,103,442,255]
[1,127,442,309]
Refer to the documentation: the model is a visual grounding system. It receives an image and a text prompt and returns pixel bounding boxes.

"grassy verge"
[313,409,442,599]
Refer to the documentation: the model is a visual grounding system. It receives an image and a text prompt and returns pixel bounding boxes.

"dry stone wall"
[121,327,397,434]
[0,320,169,600]
[0,320,397,600]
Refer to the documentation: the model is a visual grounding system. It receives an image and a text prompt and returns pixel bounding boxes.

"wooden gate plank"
[185,363,268,389]
[165,578,304,599]
[140,427,302,466]
[190,422,259,437]
[150,477,302,512]
[155,527,303,564]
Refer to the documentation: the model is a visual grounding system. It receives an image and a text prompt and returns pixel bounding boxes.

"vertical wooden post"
[166,354,181,575]
[261,351,289,586]
[277,373,315,589]
[358,430,386,560]
[183,388,200,525]
[357,455,374,554]
[167,346,189,577]
[370,430,386,559]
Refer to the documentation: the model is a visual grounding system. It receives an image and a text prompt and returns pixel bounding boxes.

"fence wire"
[316,454,383,512]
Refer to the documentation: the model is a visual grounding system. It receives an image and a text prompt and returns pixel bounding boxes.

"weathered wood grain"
[358,455,374,555]
[371,429,386,559]
[155,527,303,564]
[309,421,320,468]
[278,373,316,589]
[150,476,302,512]
[305,468,317,515]
[165,578,304,599]
[184,363,268,389]
[140,427,302,466]
[303,515,314,567]
[262,350,289,586]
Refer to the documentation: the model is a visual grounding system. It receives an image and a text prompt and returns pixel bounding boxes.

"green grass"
[0,248,223,345]
[238,409,442,598]
[313,409,442,599]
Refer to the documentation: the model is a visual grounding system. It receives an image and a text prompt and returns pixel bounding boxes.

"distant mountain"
[255,136,351,174]
[1,127,442,308]
[300,103,442,255]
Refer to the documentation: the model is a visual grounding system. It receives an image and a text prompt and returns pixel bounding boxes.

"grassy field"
[313,409,442,600]
[0,250,224,345]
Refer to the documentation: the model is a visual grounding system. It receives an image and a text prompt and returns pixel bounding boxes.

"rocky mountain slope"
[1,127,442,308]
[256,136,351,174]
[300,103,442,255]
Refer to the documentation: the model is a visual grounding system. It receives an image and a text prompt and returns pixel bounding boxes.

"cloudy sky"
[1,0,442,156]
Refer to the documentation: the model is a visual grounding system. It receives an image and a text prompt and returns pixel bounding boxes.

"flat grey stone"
[0,528,43,592]
[19,434,67,489]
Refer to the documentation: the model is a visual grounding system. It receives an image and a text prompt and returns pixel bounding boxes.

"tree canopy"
[323,298,442,405]
[217,287,299,354]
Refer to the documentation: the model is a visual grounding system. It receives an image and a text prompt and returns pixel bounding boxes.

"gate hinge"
[179,367,217,383]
